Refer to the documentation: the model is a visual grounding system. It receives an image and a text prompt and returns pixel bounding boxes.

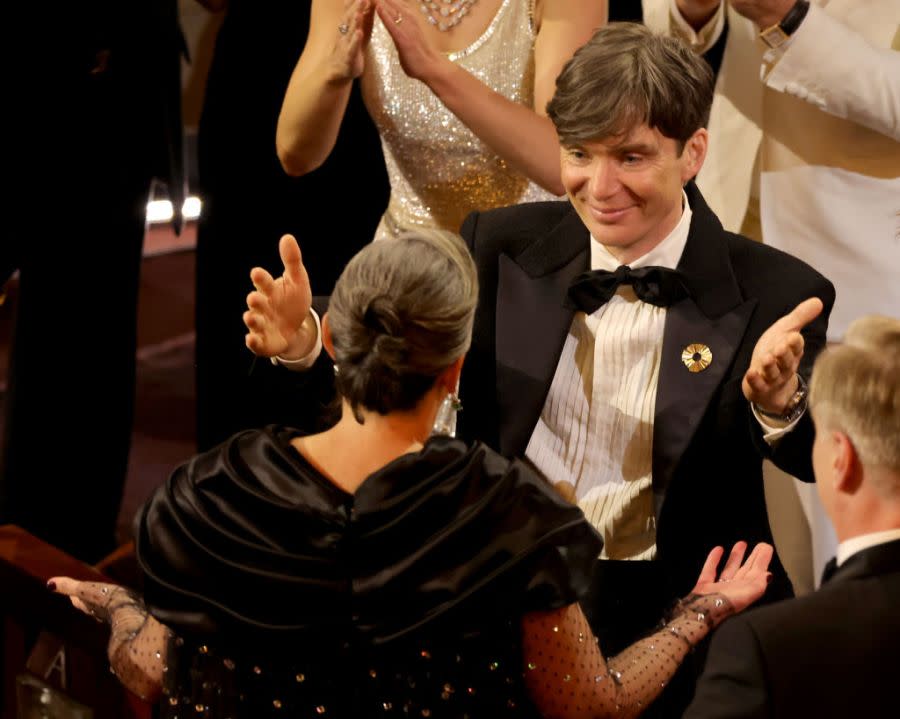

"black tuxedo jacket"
[685,538,900,718]
[458,183,835,601]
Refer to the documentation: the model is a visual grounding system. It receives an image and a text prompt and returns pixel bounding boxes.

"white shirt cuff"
[752,402,805,445]
[269,308,322,371]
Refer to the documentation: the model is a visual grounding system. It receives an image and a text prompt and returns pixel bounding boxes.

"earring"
[333,364,340,376]
[432,392,461,438]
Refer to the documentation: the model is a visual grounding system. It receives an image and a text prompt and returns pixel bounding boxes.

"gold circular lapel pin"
[682,343,712,373]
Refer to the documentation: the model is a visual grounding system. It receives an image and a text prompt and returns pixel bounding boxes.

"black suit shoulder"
[717,230,835,399]
[723,231,836,313]
[689,568,900,718]
[461,200,575,259]
[734,567,900,646]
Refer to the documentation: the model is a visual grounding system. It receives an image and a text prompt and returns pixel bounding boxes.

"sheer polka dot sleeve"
[65,582,174,702]
[521,594,732,718]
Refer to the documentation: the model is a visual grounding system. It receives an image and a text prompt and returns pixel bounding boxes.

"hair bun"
[328,229,478,422]
[361,295,407,372]
[363,295,403,337]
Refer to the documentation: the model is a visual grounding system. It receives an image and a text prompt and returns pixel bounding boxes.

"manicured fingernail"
[46,580,56,591]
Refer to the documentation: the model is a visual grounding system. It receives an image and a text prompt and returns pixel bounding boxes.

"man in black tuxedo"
[685,315,900,719]
[457,21,832,652]
[243,22,833,716]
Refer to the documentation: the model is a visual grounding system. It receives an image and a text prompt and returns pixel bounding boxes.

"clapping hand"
[376,0,445,83]
[743,297,823,415]
[332,0,376,81]
[244,234,316,360]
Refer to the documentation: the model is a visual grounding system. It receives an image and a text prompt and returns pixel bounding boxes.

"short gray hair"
[810,315,900,478]
[328,228,478,422]
[547,22,715,150]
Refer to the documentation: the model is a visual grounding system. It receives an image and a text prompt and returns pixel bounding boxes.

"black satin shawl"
[136,427,602,646]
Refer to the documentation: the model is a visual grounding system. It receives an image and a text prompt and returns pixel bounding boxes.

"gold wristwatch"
[760,0,811,49]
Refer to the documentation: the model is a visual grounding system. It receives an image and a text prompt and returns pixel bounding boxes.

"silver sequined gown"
[360,0,557,241]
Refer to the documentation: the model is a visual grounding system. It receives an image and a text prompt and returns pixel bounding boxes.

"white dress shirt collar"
[590,191,692,272]
[837,528,900,567]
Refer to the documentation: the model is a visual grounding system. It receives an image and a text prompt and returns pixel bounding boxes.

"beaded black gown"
[135,427,603,718]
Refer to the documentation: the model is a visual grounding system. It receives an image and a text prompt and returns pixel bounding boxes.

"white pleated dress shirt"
[525,196,692,561]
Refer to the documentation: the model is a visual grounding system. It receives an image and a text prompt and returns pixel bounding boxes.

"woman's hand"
[330,0,376,81]
[244,234,317,360]
[375,0,446,83]
[49,577,169,702]
[691,541,774,614]
[49,577,141,626]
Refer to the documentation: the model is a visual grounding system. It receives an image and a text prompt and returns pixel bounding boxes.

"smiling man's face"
[560,124,707,264]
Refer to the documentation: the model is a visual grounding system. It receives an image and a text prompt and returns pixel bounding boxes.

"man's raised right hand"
[243,234,317,359]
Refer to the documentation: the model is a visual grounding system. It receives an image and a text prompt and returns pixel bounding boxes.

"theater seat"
[0,524,151,719]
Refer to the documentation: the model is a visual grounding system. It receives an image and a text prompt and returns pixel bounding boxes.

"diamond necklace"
[419,0,479,32]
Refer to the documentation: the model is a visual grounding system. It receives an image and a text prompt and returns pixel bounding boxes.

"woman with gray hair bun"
[49,231,773,719]
[327,229,478,424]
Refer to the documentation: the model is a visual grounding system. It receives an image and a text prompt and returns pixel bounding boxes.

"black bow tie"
[565,265,690,314]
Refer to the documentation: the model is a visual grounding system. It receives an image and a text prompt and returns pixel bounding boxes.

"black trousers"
[0,53,156,563]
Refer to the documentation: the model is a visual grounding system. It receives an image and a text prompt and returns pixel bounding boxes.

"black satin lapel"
[495,252,584,457]
[652,296,758,492]
[679,183,746,319]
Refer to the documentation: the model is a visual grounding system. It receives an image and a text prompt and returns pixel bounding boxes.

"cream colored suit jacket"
[644,0,900,338]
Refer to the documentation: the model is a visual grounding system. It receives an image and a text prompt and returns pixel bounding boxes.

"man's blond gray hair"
[810,315,900,479]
